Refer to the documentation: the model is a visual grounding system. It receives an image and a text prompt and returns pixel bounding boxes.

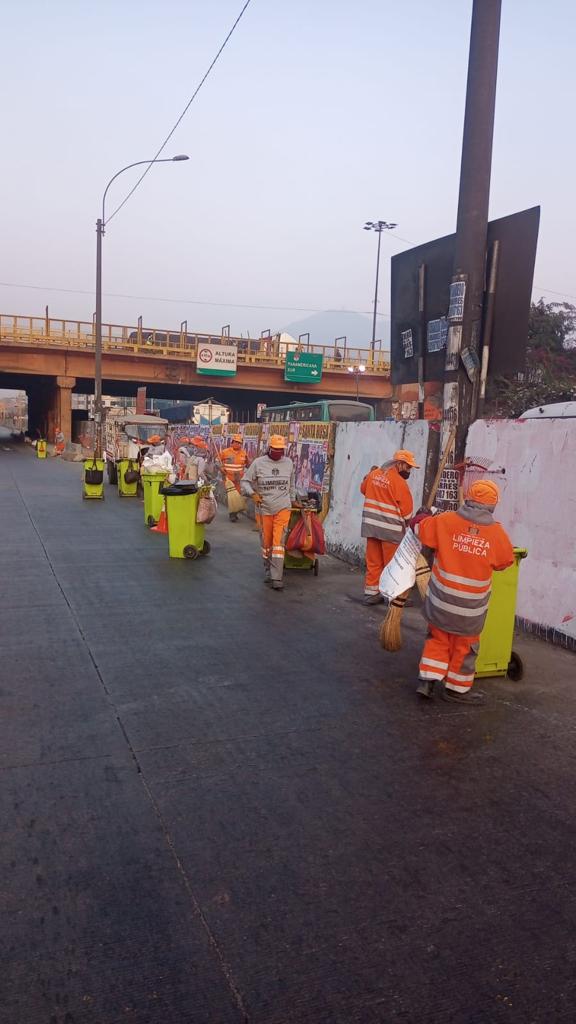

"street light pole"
[348,363,366,401]
[93,155,189,456]
[364,220,397,351]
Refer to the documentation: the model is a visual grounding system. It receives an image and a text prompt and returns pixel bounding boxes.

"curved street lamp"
[363,220,397,351]
[94,155,189,454]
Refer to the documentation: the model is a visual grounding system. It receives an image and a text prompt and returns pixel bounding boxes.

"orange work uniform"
[417,508,514,692]
[219,446,248,490]
[360,465,414,596]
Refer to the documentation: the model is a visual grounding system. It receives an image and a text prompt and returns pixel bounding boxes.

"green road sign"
[284,351,323,383]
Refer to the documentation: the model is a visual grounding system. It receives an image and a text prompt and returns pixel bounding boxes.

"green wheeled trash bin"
[117,458,140,497]
[142,470,168,527]
[476,548,527,680]
[36,439,47,459]
[161,481,210,559]
[82,458,105,500]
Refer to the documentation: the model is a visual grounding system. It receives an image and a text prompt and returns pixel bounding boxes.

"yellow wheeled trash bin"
[36,439,47,459]
[82,458,105,500]
[476,548,527,681]
[160,481,210,560]
[142,470,168,527]
[117,459,139,497]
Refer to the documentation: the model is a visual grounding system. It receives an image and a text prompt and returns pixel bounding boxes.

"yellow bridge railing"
[0,313,390,375]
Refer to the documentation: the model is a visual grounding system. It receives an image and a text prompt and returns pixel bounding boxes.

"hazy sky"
[1,0,574,345]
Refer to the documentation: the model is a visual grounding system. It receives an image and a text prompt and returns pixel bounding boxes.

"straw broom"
[379,427,457,652]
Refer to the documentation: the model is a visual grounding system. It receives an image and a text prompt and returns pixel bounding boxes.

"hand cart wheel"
[507,651,524,681]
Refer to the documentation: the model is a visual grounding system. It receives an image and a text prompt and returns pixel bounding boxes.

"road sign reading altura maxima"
[284,351,323,383]
[196,343,238,377]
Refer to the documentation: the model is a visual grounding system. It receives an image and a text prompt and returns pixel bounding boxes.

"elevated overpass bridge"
[0,313,392,440]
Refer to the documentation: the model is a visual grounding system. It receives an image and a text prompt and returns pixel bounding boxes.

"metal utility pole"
[442,0,502,471]
[364,221,397,350]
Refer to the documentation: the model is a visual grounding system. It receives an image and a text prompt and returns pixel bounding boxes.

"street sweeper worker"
[413,479,514,706]
[360,450,419,605]
[241,435,296,590]
[219,434,249,521]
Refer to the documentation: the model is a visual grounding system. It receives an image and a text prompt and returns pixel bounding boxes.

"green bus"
[260,400,375,423]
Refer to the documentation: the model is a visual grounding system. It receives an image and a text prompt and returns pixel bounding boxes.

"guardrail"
[0,313,390,374]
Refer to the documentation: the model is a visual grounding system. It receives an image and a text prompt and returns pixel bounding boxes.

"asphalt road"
[1,441,576,1024]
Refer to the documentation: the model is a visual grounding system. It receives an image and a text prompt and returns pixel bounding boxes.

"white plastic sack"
[142,451,173,472]
[378,528,422,599]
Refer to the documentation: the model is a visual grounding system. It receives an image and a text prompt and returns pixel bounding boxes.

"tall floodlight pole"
[93,155,189,456]
[442,0,502,473]
[364,221,397,350]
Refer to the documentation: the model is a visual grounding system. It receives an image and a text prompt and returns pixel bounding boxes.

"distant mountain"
[281,310,378,349]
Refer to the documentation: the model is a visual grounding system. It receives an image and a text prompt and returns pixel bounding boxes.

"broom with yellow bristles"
[379,427,457,652]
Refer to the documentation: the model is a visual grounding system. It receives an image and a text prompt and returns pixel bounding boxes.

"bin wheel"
[313,559,319,576]
[201,540,211,556]
[147,515,156,528]
[183,545,199,560]
[507,651,524,681]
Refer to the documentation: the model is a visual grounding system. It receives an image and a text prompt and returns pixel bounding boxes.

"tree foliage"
[488,298,576,417]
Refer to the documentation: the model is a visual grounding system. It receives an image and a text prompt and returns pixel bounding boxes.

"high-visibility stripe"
[364,499,403,517]
[428,590,490,618]
[431,577,492,603]
[445,681,471,694]
[364,585,379,595]
[272,547,285,555]
[434,564,492,590]
[362,516,403,533]
[447,670,475,683]
[421,657,449,670]
[419,669,446,681]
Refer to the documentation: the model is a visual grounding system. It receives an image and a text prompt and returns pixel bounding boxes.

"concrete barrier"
[466,418,576,649]
[324,420,429,564]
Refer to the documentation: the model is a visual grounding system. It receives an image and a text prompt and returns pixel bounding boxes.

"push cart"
[284,504,321,576]
[476,548,527,680]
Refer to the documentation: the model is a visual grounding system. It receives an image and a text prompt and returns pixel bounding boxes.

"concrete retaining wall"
[324,420,429,564]
[466,419,576,649]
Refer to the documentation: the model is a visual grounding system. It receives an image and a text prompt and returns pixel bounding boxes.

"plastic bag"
[286,512,326,556]
[196,494,217,524]
[378,528,422,599]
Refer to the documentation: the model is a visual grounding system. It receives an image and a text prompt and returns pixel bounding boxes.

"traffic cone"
[150,500,168,534]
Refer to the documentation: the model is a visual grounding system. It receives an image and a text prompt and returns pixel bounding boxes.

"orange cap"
[179,436,191,444]
[393,449,420,469]
[268,434,286,450]
[232,433,243,443]
[191,436,209,449]
[467,479,500,506]
[148,434,162,444]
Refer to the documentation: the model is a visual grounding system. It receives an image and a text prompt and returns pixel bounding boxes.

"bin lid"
[160,481,198,496]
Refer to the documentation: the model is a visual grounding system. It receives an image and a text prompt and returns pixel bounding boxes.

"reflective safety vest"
[360,466,414,543]
[418,509,515,636]
[220,447,248,488]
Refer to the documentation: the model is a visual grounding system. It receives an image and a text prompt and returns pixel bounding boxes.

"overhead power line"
[0,280,392,319]
[106,0,253,225]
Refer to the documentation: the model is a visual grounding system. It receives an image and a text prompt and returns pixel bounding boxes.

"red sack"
[286,512,326,556]
[310,514,326,555]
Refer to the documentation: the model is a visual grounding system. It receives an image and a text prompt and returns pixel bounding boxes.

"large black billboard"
[390,206,540,385]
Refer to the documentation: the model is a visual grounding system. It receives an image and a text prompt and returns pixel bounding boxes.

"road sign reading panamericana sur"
[284,351,323,383]
[196,343,238,377]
